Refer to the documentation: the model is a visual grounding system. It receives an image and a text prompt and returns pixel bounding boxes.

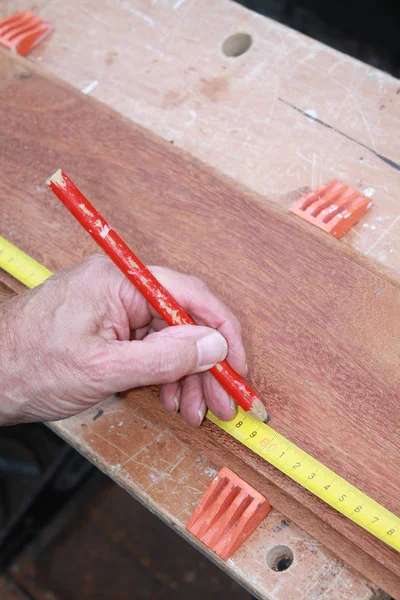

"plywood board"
[0,51,399,596]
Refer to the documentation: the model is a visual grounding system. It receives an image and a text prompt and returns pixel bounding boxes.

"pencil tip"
[249,401,269,423]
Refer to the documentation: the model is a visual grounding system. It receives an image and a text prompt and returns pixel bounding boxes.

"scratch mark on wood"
[366,215,400,255]
[82,80,99,95]
[279,98,400,173]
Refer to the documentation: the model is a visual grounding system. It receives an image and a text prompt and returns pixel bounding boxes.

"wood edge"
[151,396,400,597]
[47,421,394,599]
[0,273,25,298]
[44,423,272,600]
[49,411,398,598]
[141,393,400,586]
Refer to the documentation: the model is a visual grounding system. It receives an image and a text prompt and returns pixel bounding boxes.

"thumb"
[103,325,228,391]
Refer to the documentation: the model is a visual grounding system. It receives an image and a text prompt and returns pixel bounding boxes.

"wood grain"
[6,0,399,276]
[0,50,399,595]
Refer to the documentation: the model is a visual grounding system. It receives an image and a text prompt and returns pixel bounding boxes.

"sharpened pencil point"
[249,400,269,423]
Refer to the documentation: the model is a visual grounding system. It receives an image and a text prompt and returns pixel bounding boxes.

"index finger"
[148,267,247,377]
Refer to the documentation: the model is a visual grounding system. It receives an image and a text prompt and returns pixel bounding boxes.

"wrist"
[0,298,31,425]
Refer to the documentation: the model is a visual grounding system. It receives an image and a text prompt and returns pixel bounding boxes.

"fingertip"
[203,372,237,422]
[223,334,247,377]
[228,397,238,420]
[195,330,228,371]
[172,385,182,412]
[197,399,207,427]
[216,315,247,375]
[173,392,180,412]
[180,374,204,427]
[160,382,181,413]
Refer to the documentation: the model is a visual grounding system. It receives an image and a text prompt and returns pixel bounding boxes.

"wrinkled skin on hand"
[0,255,247,427]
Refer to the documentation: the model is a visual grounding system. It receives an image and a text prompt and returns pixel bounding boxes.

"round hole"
[266,545,294,572]
[221,33,252,57]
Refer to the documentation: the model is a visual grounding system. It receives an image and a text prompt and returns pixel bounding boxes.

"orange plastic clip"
[290,180,372,238]
[0,11,53,56]
[186,467,271,560]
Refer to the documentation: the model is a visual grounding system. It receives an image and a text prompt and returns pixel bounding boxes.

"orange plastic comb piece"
[290,180,372,238]
[0,11,53,56]
[186,467,271,560]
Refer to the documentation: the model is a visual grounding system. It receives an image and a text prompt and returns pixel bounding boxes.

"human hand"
[0,255,247,427]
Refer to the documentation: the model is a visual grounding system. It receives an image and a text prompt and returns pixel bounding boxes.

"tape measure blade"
[0,236,52,288]
[207,408,399,552]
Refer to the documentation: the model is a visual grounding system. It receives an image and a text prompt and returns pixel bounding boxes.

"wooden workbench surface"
[1,1,399,599]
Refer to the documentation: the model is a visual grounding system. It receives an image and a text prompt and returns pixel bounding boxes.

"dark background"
[240,0,400,77]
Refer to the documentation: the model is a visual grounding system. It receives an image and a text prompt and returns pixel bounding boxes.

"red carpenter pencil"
[46,169,268,423]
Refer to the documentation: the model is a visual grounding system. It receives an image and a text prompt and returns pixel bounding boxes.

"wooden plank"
[0,51,399,596]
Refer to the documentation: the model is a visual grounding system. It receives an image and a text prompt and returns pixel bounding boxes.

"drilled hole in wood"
[266,545,294,572]
[222,33,252,57]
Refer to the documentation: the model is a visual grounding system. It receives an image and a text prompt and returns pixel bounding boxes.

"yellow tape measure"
[1,235,399,552]
[208,410,399,552]
[0,236,52,288]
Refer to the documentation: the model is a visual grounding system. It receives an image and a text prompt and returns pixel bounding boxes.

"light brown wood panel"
[0,50,399,595]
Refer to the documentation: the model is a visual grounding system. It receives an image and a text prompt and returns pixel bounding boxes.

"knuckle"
[157,342,182,378]
[190,275,208,294]
[84,254,113,275]
[75,255,121,298]
[156,341,195,381]
[61,255,112,290]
